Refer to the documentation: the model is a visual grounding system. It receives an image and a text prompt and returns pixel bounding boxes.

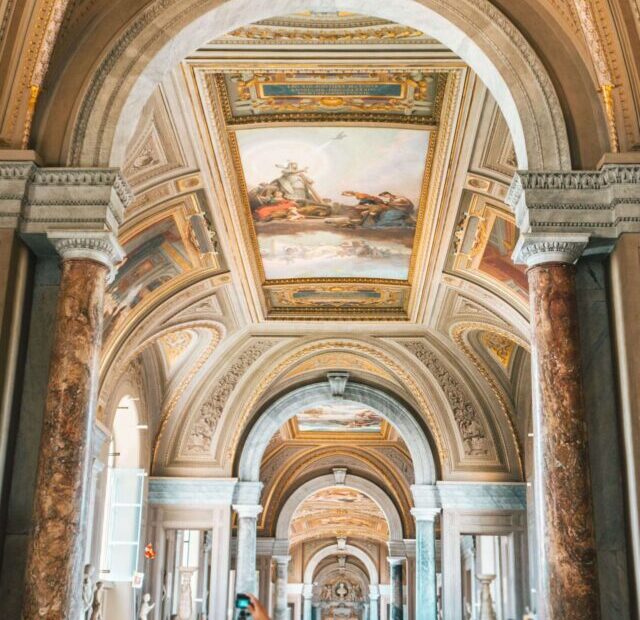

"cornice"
[507,166,640,240]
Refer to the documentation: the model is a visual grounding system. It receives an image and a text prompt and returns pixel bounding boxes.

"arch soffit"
[45,0,570,170]
[173,338,449,475]
[275,474,403,542]
[259,446,415,537]
[238,381,437,486]
[304,543,379,585]
[314,563,370,590]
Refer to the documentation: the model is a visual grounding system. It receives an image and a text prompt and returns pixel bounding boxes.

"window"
[101,468,145,582]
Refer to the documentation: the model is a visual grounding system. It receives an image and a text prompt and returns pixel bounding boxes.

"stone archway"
[237,380,437,485]
[274,473,404,544]
[304,543,379,585]
[54,0,570,171]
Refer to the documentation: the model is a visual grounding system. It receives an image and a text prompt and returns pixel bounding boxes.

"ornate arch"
[238,381,437,485]
[275,473,404,542]
[304,543,379,585]
[41,0,572,170]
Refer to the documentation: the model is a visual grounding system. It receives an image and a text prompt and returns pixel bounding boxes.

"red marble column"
[23,258,108,619]
[528,261,599,619]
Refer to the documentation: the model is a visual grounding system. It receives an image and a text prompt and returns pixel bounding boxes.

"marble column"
[273,555,290,620]
[411,508,438,620]
[22,233,123,619]
[369,585,380,620]
[388,557,404,620]
[233,504,262,596]
[302,584,313,620]
[209,504,232,620]
[516,233,599,619]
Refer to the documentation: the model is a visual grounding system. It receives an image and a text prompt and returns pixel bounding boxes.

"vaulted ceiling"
[94,13,532,526]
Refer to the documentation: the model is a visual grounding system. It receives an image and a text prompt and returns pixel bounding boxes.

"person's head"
[379,191,394,199]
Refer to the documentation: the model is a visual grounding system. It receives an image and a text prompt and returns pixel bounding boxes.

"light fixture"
[136,424,149,430]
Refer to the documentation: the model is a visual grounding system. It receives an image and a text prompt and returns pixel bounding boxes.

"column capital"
[47,230,125,273]
[302,583,313,599]
[410,507,440,522]
[273,554,291,565]
[369,584,380,599]
[512,232,589,267]
[233,503,263,519]
[387,556,405,566]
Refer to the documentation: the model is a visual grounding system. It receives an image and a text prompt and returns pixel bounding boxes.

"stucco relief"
[185,340,277,454]
[403,340,490,457]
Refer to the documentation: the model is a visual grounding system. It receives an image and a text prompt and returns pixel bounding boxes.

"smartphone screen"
[235,593,251,609]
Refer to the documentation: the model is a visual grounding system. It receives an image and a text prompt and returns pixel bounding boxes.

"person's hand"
[247,594,270,620]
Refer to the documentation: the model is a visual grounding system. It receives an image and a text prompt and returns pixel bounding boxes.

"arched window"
[99,396,146,583]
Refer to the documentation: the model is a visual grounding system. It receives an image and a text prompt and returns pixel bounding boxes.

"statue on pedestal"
[138,593,155,619]
[82,564,95,618]
[89,582,105,620]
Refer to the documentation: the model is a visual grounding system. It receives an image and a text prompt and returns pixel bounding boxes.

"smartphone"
[235,593,251,618]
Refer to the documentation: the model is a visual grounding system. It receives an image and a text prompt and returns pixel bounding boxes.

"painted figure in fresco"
[253,190,304,222]
[272,161,323,204]
[376,191,415,226]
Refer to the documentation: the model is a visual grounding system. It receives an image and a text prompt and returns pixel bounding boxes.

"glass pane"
[108,543,138,581]
[113,470,143,504]
[111,505,140,542]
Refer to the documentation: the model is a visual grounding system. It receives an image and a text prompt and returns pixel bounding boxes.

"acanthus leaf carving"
[403,340,489,457]
[185,340,276,454]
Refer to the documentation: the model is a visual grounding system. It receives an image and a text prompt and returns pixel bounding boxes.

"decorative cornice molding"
[32,167,132,196]
[507,166,640,237]
[512,232,590,267]
[47,231,125,272]
[402,340,492,458]
[437,482,526,511]
[148,476,237,505]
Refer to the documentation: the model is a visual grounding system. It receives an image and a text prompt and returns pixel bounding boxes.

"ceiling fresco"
[290,487,388,543]
[294,403,383,435]
[193,54,456,319]
[451,194,528,305]
[235,126,430,281]
[104,199,220,342]
[218,70,443,122]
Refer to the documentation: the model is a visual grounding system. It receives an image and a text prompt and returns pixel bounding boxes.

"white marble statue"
[89,582,105,620]
[82,564,95,617]
[138,593,155,619]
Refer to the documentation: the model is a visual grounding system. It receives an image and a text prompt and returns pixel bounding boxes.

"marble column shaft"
[234,505,262,596]
[274,555,290,620]
[302,594,312,620]
[413,513,437,620]
[528,262,599,618]
[22,258,108,619]
[369,587,380,620]
[389,558,404,620]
